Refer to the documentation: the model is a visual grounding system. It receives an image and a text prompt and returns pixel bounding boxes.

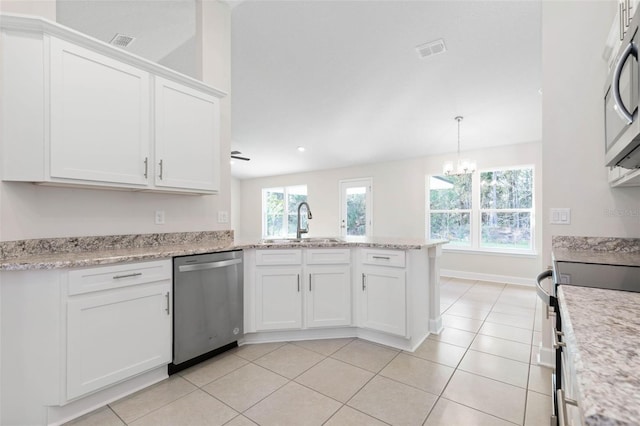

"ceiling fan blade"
[231,154,251,161]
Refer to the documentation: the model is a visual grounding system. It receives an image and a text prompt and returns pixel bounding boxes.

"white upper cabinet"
[0,15,226,194]
[154,77,220,192]
[49,38,150,185]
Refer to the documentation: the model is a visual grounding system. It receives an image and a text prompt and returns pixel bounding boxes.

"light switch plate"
[155,210,165,225]
[217,211,229,223]
[549,208,571,225]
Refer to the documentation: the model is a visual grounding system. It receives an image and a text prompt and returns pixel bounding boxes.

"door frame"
[338,177,373,239]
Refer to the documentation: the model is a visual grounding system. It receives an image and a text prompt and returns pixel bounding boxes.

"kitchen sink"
[260,237,344,244]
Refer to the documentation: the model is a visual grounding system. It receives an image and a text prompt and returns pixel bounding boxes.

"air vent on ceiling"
[415,38,447,59]
[109,33,136,48]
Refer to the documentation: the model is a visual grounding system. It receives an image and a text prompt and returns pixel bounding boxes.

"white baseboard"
[440,269,534,287]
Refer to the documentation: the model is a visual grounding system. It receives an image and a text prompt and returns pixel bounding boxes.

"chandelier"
[443,116,476,175]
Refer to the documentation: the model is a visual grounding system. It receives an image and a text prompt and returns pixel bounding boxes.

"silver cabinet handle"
[159,159,164,180]
[612,40,638,125]
[362,273,366,291]
[113,272,142,280]
[178,258,241,273]
[627,0,633,26]
[557,389,578,426]
[553,328,566,349]
[309,274,312,291]
[143,157,148,179]
[372,256,390,260]
[621,1,626,41]
[165,291,170,315]
[297,274,300,292]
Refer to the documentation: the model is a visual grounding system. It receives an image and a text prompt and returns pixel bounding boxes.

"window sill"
[443,247,538,258]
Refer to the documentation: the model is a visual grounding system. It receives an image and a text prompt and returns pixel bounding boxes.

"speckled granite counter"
[0,233,447,271]
[557,285,640,425]
[553,236,640,266]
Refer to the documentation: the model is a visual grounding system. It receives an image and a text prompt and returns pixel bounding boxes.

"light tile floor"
[67,278,552,426]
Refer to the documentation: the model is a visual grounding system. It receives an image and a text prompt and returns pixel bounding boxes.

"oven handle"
[535,269,553,307]
[612,40,638,125]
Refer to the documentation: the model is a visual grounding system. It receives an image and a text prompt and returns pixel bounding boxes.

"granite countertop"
[553,248,640,267]
[557,285,640,425]
[0,234,448,271]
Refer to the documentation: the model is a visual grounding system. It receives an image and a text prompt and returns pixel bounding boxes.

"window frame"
[427,165,536,255]
[261,185,308,238]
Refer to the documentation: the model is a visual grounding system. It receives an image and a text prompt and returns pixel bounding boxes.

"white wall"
[237,141,542,283]
[541,0,640,266]
[0,0,232,241]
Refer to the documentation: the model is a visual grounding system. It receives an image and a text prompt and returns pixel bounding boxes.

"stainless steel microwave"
[605,10,640,169]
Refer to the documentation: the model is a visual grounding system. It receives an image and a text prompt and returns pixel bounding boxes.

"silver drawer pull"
[553,328,566,349]
[112,272,143,280]
[165,291,170,315]
[372,256,391,260]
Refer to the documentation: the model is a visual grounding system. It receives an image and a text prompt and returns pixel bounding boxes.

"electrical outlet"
[155,210,165,225]
[217,210,229,223]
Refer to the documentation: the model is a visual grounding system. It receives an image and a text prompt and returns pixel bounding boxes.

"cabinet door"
[255,267,302,331]
[306,265,351,328]
[66,281,171,400]
[360,266,406,337]
[49,38,150,185]
[154,77,220,192]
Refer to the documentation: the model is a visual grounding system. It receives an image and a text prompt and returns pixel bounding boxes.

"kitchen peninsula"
[0,231,446,426]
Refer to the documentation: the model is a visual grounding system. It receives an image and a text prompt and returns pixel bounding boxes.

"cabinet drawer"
[68,259,172,295]
[305,249,351,264]
[255,249,302,266]
[362,249,405,268]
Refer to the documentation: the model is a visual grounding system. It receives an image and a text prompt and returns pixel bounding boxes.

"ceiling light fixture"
[443,116,476,176]
[297,146,306,152]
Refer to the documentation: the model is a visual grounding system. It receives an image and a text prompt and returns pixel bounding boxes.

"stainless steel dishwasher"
[169,250,243,374]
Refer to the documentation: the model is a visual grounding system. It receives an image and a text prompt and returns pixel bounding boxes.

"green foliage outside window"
[263,186,307,238]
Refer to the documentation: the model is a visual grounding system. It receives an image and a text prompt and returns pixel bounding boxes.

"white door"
[339,178,372,239]
[306,264,351,328]
[255,267,302,330]
[154,77,220,192]
[360,266,406,337]
[66,282,171,400]
[49,38,150,185]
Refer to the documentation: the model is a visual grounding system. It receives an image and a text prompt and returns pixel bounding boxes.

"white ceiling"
[55,0,542,181]
[56,0,196,63]
[230,0,542,179]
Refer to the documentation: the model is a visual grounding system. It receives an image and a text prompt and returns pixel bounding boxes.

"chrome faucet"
[296,202,313,239]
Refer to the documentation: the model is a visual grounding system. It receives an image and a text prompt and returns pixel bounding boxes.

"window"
[262,185,308,238]
[428,166,534,252]
[428,174,472,247]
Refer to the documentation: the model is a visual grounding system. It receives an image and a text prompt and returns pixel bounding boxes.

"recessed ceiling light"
[297,146,306,152]
[230,160,235,165]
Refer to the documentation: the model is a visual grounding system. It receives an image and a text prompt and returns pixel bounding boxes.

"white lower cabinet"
[359,249,407,337]
[306,264,351,328]
[251,248,352,331]
[360,265,406,336]
[0,259,172,426]
[66,280,171,400]
[255,267,303,331]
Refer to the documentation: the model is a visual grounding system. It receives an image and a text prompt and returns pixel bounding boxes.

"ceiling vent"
[109,33,136,48]
[416,39,446,59]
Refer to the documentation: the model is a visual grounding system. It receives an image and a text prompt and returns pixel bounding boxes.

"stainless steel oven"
[605,6,640,169]
[536,261,640,425]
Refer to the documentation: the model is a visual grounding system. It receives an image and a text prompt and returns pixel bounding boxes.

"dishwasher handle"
[178,258,242,273]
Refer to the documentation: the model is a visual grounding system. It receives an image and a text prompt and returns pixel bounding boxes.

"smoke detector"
[109,33,136,48]
[415,39,447,59]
